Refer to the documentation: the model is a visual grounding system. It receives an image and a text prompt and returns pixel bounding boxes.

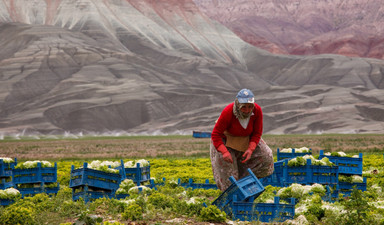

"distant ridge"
[194,0,384,60]
[0,0,383,135]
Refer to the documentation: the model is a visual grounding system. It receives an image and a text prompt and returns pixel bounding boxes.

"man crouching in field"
[210,89,274,191]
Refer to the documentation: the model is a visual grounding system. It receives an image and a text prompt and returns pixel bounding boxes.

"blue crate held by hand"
[212,168,265,210]
[69,163,122,191]
[277,148,312,161]
[0,158,17,177]
[318,150,363,175]
[116,160,150,186]
[230,196,295,222]
[282,159,339,185]
[13,162,57,184]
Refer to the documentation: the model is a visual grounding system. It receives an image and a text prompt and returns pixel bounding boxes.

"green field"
[0,134,384,224]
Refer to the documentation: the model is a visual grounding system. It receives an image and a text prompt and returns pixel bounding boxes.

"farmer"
[210,88,274,191]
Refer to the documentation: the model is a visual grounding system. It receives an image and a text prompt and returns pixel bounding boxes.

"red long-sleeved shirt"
[211,102,263,149]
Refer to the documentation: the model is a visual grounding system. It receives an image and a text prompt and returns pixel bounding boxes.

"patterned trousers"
[210,138,274,191]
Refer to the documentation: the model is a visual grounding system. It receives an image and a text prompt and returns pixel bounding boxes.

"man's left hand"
[242,141,256,163]
[241,149,253,163]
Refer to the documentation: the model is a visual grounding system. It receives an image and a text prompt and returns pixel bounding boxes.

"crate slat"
[277,148,312,161]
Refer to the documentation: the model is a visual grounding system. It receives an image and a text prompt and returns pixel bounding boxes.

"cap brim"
[238,97,254,103]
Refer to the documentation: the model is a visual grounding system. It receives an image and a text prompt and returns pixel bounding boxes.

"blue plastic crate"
[229,196,295,222]
[45,184,60,196]
[17,185,44,197]
[146,178,164,190]
[277,148,312,161]
[338,177,367,196]
[259,172,283,187]
[116,161,150,186]
[281,159,338,185]
[0,177,14,189]
[115,193,130,199]
[0,199,14,206]
[12,162,57,184]
[192,131,211,138]
[17,183,60,197]
[69,163,122,191]
[318,150,363,175]
[321,186,340,203]
[0,158,17,177]
[259,159,286,187]
[72,185,114,202]
[212,169,265,210]
[178,178,217,190]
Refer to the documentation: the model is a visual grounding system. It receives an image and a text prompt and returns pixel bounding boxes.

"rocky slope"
[0,0,383,135]
[194,0,384,59]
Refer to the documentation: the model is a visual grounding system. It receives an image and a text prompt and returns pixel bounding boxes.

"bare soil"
[1,134,383,161]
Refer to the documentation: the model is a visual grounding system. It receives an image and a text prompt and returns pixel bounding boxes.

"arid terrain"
[0,0,384,135]
[194,0,384,59]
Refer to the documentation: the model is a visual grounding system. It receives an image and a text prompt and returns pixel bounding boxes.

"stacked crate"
[319,150,366,197]
[116,161,150,186]
[261,158,339,187]
[69,162,124,202]
[281,158,339,186]
[12,162,59,197]
[114,160,151,199]
[0,158,16,190]
[338,177,367,196]
[262,148,314,187]
[0,158,17,206]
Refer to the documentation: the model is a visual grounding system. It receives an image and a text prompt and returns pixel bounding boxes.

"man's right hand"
[217,144,233,163]
[222,151,233,163]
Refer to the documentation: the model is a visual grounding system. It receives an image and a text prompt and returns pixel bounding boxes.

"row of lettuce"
[0,151,368,201]
[1,149,384,224]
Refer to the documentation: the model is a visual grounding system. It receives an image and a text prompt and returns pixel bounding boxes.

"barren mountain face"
[194,0,384,59]
[0,0,384,135]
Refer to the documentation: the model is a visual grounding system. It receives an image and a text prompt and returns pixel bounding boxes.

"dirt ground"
[1,134,383,161]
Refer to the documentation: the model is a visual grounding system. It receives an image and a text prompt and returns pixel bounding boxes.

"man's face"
[240,103,254,116]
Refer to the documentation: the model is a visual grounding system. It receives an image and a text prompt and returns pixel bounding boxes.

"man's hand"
[241,149,253,163]
[217,144,233,163]
[222,151,233,163]
[242,141,257,163]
